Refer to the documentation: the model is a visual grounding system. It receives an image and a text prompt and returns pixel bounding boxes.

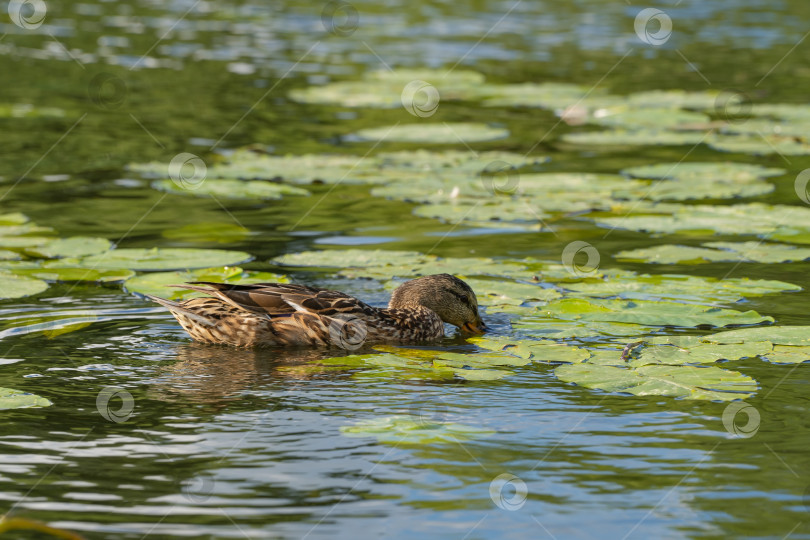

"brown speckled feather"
[148,281,445,348]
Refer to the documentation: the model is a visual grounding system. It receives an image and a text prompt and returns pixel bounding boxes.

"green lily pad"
[563,129,706,147]
[704,326,810,346]
[14,266,134,283]
[152,178,309,199]
[274,248,431,268]
[480,82,599,108]
[162,222,251,243]
[621,162,785,182]
[81,248,253,271]
[0,249,19,260]
[617,179,773,201]
[590,108,709,129]
[125,266,288,299]
[0,272,48,299]
[761,345,810,364]
[0,236,54,248]
[540,297,772,327]
[0,213,29,226]
[412,200,549,228]
[0,387,52,409]
[595,203,810,236]
[626,90,723,110]
[25,236,113,258]
[562,273,798,304]
[555,363,757,400]
[627,340,773,367]
[513,318,651,339]
[460,278,561,306]
[616,242,810,264]
[289,68,486,108]
[340,415,494,444]
[470,336,591,364]
[353,123,509,144]
[707,134,810,156]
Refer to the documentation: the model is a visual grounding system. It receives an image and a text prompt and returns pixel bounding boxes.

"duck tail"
[144,294,217,327]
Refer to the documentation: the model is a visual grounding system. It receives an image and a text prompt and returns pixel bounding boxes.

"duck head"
[389,274,486,334]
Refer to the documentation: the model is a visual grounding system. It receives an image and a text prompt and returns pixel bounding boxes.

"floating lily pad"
[621,162,785,182]
[0,104,65,118]
[274,249,431,268]
[563,129,706,146]
[555,363,757,400]
[625,90,723,110]
[25,236,113,259]
[627,340,772,367]
[761,345,810,364]
[353,123,509,144]
[480,82,598,108]
[616,242,810,264]
[0,272,49,299]
[340,415,494,444]
[708,134,810,156]
[289,68,486,108]
[704,326,810,346]
[595,203,810,236]
[152,178,309,199]
[412,200,549,228]
[562,273,798,304]
[0,236,53,248]
[513,318,651,339]
[81,248,252,271]
[125,266,288,299]
[470,336,591,364]
[0,213,29,226]
[590,108,709,129]
[460,278,561,306]
[162,222,251,244]
[540,297,772,327]
[0,387,52,409]
[14,266,134,283]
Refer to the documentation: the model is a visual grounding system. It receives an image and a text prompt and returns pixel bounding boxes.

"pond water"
[1,0,810,538]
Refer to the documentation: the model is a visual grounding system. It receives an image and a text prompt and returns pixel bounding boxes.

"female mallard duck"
[147,273,486,348]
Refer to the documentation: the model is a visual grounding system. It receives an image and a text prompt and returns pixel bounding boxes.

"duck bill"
[462,321,487,335]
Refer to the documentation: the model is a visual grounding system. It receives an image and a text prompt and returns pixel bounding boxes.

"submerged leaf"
[340,415,494,444]
[0,387,52,409]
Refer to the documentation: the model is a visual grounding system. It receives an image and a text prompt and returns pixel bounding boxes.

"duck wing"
[180,281,376,318]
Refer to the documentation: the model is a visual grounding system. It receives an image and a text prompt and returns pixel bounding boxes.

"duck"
[146,273,486,348]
